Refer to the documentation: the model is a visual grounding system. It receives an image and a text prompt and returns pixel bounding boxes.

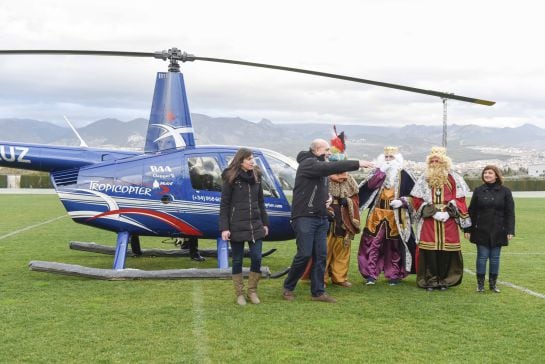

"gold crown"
[383,146,399,155]
[429,146,447,157]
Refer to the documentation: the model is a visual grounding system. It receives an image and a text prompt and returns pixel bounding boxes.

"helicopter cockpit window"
[188,156,223,192]
[261,152,297,194]
[254,157,279,198]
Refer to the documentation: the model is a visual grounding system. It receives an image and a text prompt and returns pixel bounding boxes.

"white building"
[528,164,545,177]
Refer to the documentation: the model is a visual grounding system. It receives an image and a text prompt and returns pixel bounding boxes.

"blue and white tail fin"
[144,71,195,153]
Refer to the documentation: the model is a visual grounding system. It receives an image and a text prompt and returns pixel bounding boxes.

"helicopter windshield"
[253,156,280,198]
[260,149,297,195]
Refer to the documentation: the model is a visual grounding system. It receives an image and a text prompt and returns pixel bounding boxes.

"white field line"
[0,215,67,241]
[191,281,211,364]
[464,252,545,255]
[464,268,545,300]
[500,252,545,255]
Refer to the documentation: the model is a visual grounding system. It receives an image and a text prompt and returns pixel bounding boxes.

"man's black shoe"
[191,253,205,262]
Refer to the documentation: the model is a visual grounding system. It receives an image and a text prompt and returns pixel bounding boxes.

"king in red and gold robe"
[411,172,471,289]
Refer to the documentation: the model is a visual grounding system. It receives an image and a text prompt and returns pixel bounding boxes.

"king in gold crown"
[426,146,452,169]
[429,146,447,157]
[383,146,399,156]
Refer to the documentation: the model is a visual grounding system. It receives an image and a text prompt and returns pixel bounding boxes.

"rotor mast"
[153,47,196,73]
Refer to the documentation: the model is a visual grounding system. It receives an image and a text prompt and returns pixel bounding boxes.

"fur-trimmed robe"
[358,168,416,274]
[328,174,361,243]
[410,171,471,288]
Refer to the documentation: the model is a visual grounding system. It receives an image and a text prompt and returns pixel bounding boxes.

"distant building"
[528,164,545,177]
[7,175,21,188]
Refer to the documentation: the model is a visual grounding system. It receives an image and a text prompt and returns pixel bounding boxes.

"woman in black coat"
[464,165,515,293]
[219,148,269,305]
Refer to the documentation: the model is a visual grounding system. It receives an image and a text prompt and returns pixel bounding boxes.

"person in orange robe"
[324,170,361,287]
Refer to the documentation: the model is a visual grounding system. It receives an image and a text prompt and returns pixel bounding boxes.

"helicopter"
[0,48,495,279]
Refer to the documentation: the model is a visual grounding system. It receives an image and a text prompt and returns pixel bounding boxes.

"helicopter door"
[219,152,287,202]
[219,151,293,240]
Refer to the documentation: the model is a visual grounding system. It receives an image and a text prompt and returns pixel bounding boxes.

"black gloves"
[446,204,458,218]
[422,204,438,218]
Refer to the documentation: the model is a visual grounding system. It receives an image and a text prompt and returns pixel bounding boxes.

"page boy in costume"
[410,146,471,291]
[357,146,416,285]
[323,129,361,287]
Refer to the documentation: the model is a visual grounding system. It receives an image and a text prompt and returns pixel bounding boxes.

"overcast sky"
[1,0,544,129]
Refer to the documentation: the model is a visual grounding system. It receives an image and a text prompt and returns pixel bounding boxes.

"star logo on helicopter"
[151,124,194,148]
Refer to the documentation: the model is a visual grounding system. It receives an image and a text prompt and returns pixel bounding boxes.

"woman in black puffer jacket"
[219,148,269,305]
[464,165,515,293]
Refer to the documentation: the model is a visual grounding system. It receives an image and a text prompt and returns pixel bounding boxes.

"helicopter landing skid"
[28,261,271,280]
[69,241,277,258]
[269,267,291,279]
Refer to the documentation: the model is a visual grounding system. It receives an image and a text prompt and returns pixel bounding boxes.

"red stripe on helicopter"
[87,208,203,235]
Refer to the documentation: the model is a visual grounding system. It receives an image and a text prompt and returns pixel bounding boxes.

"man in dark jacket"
[283,139,373,303]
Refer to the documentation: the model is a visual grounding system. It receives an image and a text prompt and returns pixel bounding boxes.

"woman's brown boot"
[232,273,247,305]
[247,271,261,304]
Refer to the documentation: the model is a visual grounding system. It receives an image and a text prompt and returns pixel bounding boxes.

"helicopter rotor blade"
[0,49,195,62]
[0,49,495,106]
[0,49,157,58]
[193,56,495,106]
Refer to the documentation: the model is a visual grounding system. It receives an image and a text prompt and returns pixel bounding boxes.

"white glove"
[379,163,390,173]
[432,212,449,222]
[325,194,333,208]
[390,199,403,209]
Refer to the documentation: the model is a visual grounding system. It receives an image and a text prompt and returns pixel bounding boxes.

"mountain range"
[1,115,545,162]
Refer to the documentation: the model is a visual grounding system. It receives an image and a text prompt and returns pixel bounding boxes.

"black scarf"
[237,170,256,185]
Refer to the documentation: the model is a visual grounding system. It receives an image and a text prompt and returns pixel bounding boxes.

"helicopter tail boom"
[0,141,139,172]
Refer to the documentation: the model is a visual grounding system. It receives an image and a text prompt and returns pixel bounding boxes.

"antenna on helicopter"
[63,115,88,147]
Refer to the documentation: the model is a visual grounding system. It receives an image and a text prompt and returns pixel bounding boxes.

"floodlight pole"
[442,97,448,148]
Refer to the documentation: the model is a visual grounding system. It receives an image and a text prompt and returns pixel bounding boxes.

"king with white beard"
[357,146,416,285]
[410,147,471,291]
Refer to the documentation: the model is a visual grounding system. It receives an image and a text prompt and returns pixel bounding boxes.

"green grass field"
[1,195,544,363]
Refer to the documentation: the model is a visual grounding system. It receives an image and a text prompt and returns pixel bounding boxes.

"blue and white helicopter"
[0,48,494,279]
